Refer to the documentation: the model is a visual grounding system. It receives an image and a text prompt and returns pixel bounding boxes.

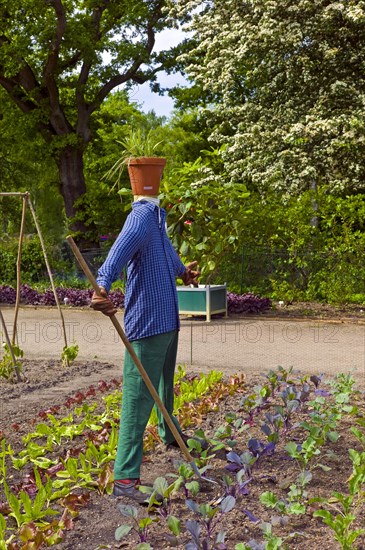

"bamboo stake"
[12,194,28,345]
[27,198,69,364]
[0,306,22,382]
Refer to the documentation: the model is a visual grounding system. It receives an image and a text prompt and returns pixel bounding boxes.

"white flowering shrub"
[171,0,365,195]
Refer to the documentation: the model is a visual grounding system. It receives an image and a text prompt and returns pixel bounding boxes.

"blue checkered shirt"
[96,201,186,341]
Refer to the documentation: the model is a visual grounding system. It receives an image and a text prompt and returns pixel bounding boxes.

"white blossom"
[173,0,365,195]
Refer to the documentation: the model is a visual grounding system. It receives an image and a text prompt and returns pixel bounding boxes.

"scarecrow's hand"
[182,261,200,287]
[90,287,117,317]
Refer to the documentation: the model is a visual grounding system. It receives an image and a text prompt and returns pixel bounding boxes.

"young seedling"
[61,343,79,367]
[163,515,182,547]
[219,412,249,447]
[328,372,356,398]
[261,412,283,445]
[311,422,365,549]
[261,468,314,517]
[239,384,272,425]
[277,385,303,429]
[258,522,284,548]
[3,469,58,528]
[285,438,322,472]
[115,503,157,548]
[140,476,179,516]
[168,463,200,498]
[226,450,257,479]
[313,492,365,550]
[186,437,216,469]
[235,517,302,550]
[0,440,12,485]
[264,366,297,392]
[0,342,23,381]
[226,437,275,483]
[222,472,252,498]
[191,428,218,452]
[185,495,236,549]
[0,512,15,550]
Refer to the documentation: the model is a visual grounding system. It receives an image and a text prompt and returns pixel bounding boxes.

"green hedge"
[0,236,48,285]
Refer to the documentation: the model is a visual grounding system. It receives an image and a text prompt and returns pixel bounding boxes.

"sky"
[126,28,189,118]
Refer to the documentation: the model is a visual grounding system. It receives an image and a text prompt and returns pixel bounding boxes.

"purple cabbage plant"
[227,292,271,314]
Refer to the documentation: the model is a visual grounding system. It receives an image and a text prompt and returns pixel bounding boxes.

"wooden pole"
[0,306,22,382]
[27,198,69,364]
[12,194,28,345]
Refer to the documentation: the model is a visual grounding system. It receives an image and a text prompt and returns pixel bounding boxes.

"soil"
[1,354,365,550]
[257,300,365,322]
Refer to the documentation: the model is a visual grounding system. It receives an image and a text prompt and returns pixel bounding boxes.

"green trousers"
[114,330,182,480]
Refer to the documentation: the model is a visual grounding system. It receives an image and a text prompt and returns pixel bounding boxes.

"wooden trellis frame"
[0,191,69,377]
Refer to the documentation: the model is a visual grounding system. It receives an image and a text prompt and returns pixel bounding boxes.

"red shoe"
[113,478,148,504]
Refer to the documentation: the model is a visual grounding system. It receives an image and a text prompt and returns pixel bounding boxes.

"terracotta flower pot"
[126,157,167,195]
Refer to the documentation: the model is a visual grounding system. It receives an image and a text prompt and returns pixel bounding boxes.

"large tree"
[172,0,365,196]
[0,0,183,246]
[0,87,63,240]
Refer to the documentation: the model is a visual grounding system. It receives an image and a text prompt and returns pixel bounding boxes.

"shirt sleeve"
[96,211,148,292]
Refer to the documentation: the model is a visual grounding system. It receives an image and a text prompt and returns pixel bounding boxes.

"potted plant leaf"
[106,128,166,196]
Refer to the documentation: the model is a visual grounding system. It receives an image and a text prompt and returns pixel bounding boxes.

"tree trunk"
[57,144,98,249]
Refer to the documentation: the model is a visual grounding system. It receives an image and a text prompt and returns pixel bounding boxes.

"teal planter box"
[177,284,228,322]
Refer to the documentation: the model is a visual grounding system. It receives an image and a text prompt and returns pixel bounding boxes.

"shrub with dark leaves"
[227,292,271,314]
[109,289,125,308]
[20,284,42,305]
[0,284,124,309]
[0,285,17,304]
[55,288,94,307]
[1,285,267,314]
[39,288,94,307]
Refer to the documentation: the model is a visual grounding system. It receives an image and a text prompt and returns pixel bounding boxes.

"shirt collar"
[133,196,160,206]
[132,200,166,223]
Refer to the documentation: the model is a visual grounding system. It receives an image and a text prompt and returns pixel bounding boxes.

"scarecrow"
[91,172,200,502]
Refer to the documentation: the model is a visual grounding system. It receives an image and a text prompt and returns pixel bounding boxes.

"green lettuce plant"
[313,492,365,550]
[61,343,79,367]
[311,418,365,549]
[0,513,14,550]
[0,342,23,380]
[4,469,58,528]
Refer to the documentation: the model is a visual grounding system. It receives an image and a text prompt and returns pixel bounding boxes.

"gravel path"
[1,306,364,382]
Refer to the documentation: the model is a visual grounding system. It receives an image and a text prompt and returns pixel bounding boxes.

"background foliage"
[172,0,365,195]
[1,1,365,304]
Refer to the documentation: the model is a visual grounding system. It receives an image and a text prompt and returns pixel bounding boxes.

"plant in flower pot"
[106,128,166,196]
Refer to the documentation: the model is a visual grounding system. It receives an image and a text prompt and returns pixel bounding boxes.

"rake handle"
[66,235,193,464]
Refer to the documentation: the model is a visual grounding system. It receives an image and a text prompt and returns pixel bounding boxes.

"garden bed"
[1,359,365,549]
[261,301,365,322]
